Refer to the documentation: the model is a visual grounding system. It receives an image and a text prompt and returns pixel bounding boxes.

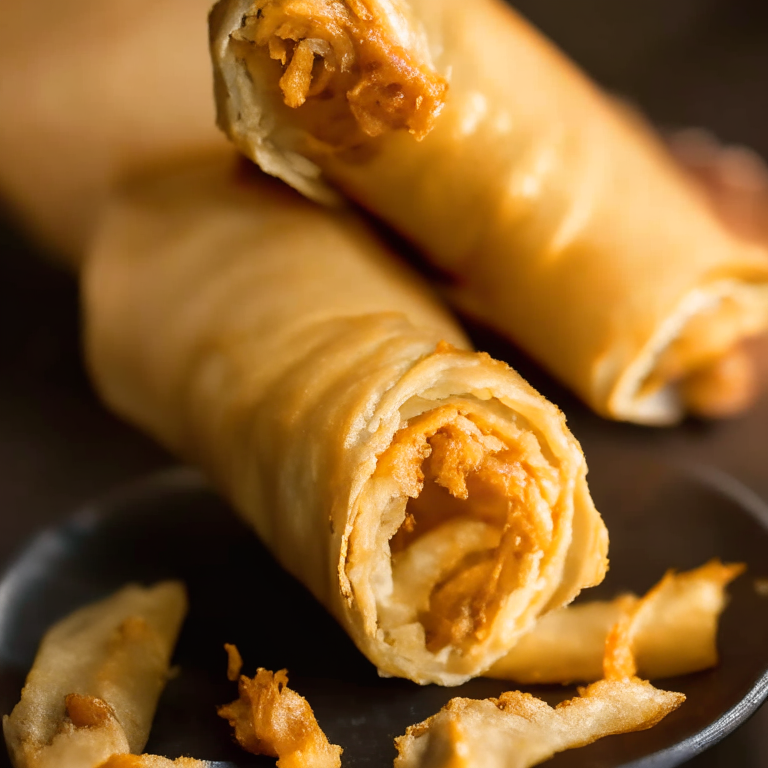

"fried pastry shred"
[488,559,744,684]
[2,582,187,768]
[218,646,342,768]
[395,607,685,768]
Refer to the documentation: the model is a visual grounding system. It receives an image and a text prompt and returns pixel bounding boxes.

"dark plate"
[1,462,767,768]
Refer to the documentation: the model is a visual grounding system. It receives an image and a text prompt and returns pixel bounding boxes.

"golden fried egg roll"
[210,0,768,424]
[0,0,226,262]
[83,157,607,685]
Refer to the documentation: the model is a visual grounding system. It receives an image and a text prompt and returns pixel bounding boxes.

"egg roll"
[210,0,768,424]
[83,157,607,685]
[0,0,226,262]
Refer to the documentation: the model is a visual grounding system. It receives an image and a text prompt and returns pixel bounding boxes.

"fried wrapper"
[211,0,768,425]
[488,560,744,684]
[3,583,187,768]
[218,647,342,768]
[394,603,685,768]
[84,157,608,685]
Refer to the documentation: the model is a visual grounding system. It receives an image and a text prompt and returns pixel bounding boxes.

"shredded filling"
[232,0,447,145]
[639,297,760,417]
[218,646,342,768]
[374,405,559,655]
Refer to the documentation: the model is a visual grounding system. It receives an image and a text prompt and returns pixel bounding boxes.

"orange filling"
[639,298,761,417]
[376,406,556,654]
[65,694,115,729]
[233,0,447,145]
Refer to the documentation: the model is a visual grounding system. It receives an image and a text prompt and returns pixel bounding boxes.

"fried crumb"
[65,694,116,729]
[218,647,342,768]
[224,643,243,682]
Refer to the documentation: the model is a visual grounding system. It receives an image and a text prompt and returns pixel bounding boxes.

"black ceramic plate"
[1,462,767,768]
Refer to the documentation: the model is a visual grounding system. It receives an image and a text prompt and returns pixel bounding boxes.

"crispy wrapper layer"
[211,0,768,424]
[83,158,607,685]
[395,599,685,768]
[488,560,744,684]
[218,648,342,768]
[3,583,187,768]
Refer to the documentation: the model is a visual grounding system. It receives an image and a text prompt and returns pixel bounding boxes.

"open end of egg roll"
[346,350,608,682]
[84,157,607,685]
[210,0,446,201]
[611,280,768,423]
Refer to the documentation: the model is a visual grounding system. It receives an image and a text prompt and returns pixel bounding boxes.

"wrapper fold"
[83,157,607,685]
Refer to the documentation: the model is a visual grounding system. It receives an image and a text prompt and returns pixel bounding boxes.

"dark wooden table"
[0,1,766,765]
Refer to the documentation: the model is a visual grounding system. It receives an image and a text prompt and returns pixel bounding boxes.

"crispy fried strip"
[488,560,744,684]
[3,583,187,768]
[395,607,685,768]
[218,646,342,768]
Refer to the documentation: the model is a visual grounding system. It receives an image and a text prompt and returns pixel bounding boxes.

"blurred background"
[0,0,766,765]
